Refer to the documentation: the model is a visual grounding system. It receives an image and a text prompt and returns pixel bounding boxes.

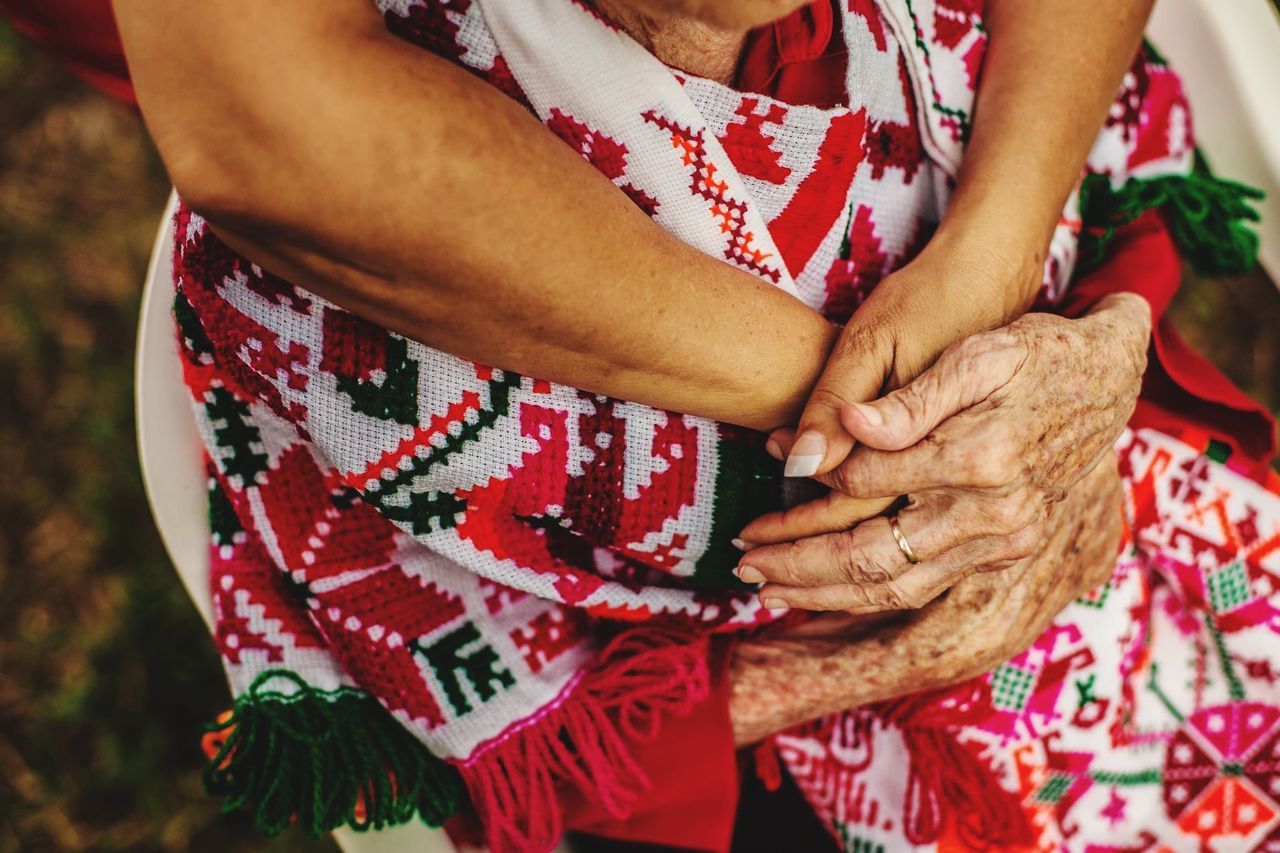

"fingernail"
[784,431,825,477]
[764,439,783,461]
[851,402,883,427]
[735,565,765,584]
[731,538,753,551]
[762,598,788,612]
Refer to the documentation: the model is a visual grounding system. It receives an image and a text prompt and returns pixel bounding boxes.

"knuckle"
[978,332,1028,382]
[831,529,899,585]
[860,520,902,582]
[834,320,886,357]
[775,541,809,585]
[951,332,992,362]
[893,383,932,428]
[1004,524,1042,560]
[860,553,897,584]
[984,497,1026,534]
[826,462,858,496]
[808,376,862,413]
[966,443,1019,487]
[988,493,1040,534]
[882,581,923,611]
[961,328,1020,366]
[826,535,864,584]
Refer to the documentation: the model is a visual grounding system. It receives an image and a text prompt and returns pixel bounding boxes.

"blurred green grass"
[0,13,1277,853]
[0,21,328,853]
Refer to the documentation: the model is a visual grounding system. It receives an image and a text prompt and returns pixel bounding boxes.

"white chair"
[134,3,1280,849]
[1148,0,1280,282]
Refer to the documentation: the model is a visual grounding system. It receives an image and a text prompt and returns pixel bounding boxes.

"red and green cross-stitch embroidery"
[170,1,1274,850]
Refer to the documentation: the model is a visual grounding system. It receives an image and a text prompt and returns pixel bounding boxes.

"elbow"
[147,102,295,234]
[161,135,264,230]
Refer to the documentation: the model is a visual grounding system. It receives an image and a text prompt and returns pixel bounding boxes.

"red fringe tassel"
[880,687,1035,849]
[898,727,1033,849]
[457,628,710,853]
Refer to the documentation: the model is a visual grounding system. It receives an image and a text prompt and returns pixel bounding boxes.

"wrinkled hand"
[736,293,1150,612]
[751,230,1043,538]
[780,229,1041,482]
[729,457,1123,744]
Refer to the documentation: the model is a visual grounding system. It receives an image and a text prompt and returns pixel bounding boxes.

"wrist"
[931,203,1051,322]
[909,223,1043,331]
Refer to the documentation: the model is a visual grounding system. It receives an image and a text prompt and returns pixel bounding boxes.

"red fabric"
[1058,210,1278,480]
[737,0,848,109]
[563,638,740,852]
[558,13,851,847]
[0,0,135,104]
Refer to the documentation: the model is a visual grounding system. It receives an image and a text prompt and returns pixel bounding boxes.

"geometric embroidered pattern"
[1207,562,1252,613]
[1076,580,1112,609]
[1034,773,1075,804]
[172,1,1280,850]
[991,663,1037,711]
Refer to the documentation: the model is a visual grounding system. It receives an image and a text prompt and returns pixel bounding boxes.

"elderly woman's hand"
[729,456,1123,743]
[751,221,1048,545]
[735,292,1150,612]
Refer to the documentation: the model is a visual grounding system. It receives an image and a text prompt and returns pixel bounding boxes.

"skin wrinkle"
[595,0,748,83]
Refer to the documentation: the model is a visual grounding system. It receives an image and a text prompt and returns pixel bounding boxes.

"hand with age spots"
[729,455,1124,744]
[735,293,1151,614]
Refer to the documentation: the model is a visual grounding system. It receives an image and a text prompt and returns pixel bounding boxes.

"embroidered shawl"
[175,1,1272,850]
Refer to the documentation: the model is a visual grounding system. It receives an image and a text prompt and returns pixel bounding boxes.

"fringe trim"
[201,670,465,838]
[898,727,1033,848]
[458,628,710,853]
[1077,153,1264,277]
[879,688,1034,848]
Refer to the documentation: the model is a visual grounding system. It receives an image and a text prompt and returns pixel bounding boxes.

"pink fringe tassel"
[458,628,710,853]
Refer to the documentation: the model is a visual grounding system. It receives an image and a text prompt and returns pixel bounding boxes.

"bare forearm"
[936,0,1154,322]
[113,0,836,431]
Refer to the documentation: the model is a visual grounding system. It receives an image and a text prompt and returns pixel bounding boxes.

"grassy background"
[0,22,330,853]
[0,15,1277,853]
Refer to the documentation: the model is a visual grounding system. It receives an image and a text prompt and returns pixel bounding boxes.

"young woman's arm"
[114,0,1151,443]
[780,0,1156,477]
[112,0,838,432]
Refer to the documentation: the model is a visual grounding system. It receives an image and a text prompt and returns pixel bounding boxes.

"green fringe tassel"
[202,670,466,838]
[1077,153,1264,277]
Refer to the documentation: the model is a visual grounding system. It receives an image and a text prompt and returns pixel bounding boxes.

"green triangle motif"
[336,335,421,427]
[205,386,269,488]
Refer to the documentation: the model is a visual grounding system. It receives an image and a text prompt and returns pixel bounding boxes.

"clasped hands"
[728,239,1152,742]
[734,238,1152,621]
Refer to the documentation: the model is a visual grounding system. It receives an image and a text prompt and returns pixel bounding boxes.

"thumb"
[784,334,889,478]
[837,334,1014,451]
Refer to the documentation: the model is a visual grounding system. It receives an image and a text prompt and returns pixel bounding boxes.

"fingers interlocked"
[736,489,1046,613]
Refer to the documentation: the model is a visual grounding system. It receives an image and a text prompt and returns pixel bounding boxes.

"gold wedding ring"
[889,516,920,565]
